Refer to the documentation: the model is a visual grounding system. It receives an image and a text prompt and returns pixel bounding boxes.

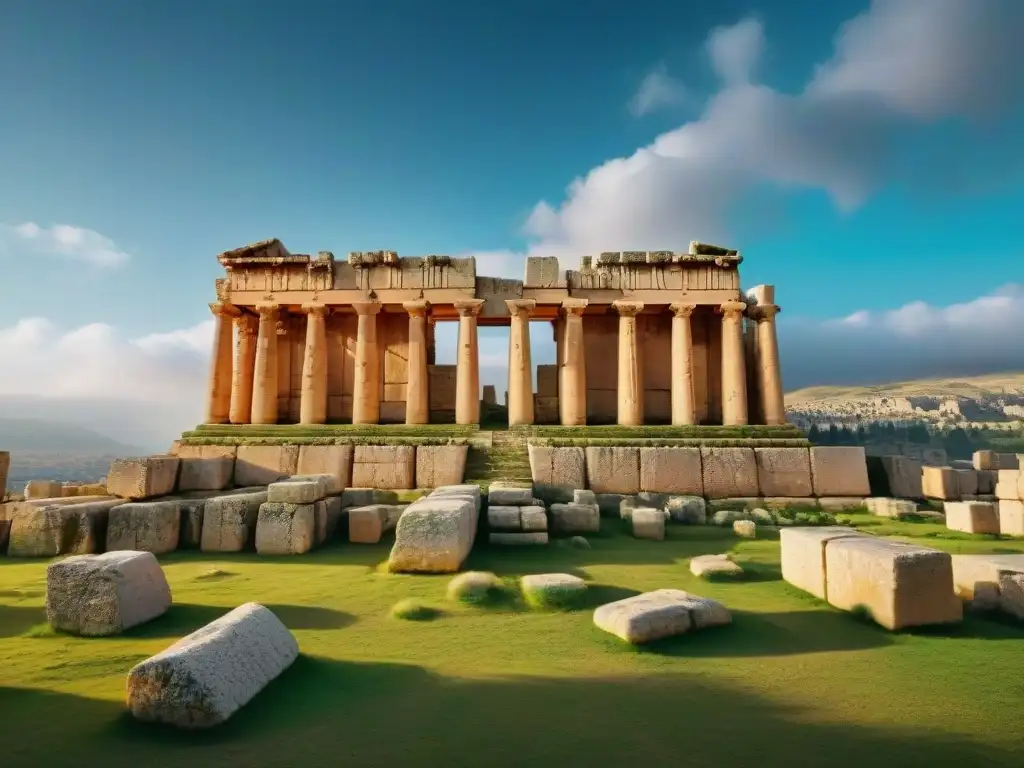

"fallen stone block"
[639,447,702,495]
[24,480,62,500]
[573,489,597,506]
[999,499,1024,536]
[177,457,234,493]
[8,499,126,557]
[952,554,1024,618]
[528,445,585,489]
[106,500,182,554]
[489,532,549,545]
[592,589,731,644]
[995,470,1022,501]
[382,504,404,532]
[665,495,706,524]
[352,445,416,490]
[585,447,640,494]
[487,505,521,531]
[348,505,389,543]
[944,501,1000,535]
[46,550,171,636]
[733,520,756,538]
[200,491,267,552]
[711,509,749,526]
[923,466,959,500]
[755,447,813,498]
[690,554,743,579]
[880,455,923,499]
[342,487,376,508]
[779,527,864,601]
[296,444,353,489]
[520,506,547,532]
[126,602,298,729]
[319,496,344,543]
[234,445,299,487]
[521,573,586,609]
[488,486,533,506]
[700,447,758,499]
[429,484,483,514]
[825,537,962,630]
[107,456,180,500]
[865,497,918,518]
[550,503,600,534]
[632,508,665,540]
[810,447,870,497]
[619,497,637,521]
[749,507,774,524]
[255,502,316,555]
[387,495,478,573]
[267,475,335,504]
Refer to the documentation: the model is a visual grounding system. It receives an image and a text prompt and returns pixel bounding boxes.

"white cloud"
[1,222,132,268]
[629,64,687,117]
[707,16,765,85]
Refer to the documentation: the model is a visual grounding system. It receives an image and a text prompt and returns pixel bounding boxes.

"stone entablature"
[205,238,786,429]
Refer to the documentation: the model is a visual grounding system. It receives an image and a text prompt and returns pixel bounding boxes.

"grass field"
[3,517,1024,767]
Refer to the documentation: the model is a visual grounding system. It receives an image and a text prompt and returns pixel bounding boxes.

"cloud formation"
[628,64,688,117]
[0,222,132,268]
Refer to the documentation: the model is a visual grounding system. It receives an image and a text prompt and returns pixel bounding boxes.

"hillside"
[785,372,1024,405]
[0,417,145,455]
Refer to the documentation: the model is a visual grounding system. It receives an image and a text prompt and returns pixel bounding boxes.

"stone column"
[669,303,697,426]
[612,301,645,427]
[719,300,749,426]
[751,304,786,425]
[206,302,240,424]
[352,301,382,425]
[403,300,430,425]
[559,299,588,426]
[454,299,485,425]
[230,313,258,424]
[299,304,328,425]
[506,299,536,426]
[250,304,280,425]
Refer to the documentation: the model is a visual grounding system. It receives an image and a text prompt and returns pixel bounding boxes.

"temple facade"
[204,240,786,428]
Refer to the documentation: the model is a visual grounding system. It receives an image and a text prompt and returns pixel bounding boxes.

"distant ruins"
[205,240,786,428]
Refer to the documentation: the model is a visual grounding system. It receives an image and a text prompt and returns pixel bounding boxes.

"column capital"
[505,299,536,318]
[747,304,781,322]
[255,303,280,317]
[351,300,382,316]
[300,303,329,317]
[403,300,431,317]
[209,302,241,317]
[236,312,259,335]
[669,302,697,318]
[561,298,588,317]
[717,300,748,319]
[454,299,485,317]
[612,300,644,317]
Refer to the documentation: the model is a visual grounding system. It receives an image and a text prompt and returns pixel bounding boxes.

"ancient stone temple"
[204,240,785,427]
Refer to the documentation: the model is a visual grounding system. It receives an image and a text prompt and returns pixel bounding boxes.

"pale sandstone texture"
[106,456,180,500]
[585,447,640,494]
[47,550,171,636]
[690,554,743,579]
[348,505,389,543]
[593,589,731,644]
[234,445,299,487]
[944,501,999,535]
[200,491,268,552]
[665,496,706,524]
[487,506,521,531]
[749,507,774,524]
[520,507,548,532]
[631,508,665,540]
[24,479,62,500]
[296,444,353,489]
[573,489,597,505]
[880,456,923,499]
[550,502,600,534]
[779,527,863,601]
[177,457,234,492]
[700,447,758,499]
[267,475,336,504]
[639,447,702,495]
[865,497,918,518]
[106,501,182,554]
[973,450,999,471]
[922,466,959,500]
[415,445,468,488]
[352,445,415,490]
[528,445,586,490]
[999,499,1024,536]
[429,484,483,513]
[318,496,343,544]
[995,469,1022,501]
[755,448,813,497]
[951,554,1024,618]
[733,519,756,538]
[489,532,549,545]
[824,537,962,630]
[126,602,299,729]
[488,486,534,506]
[520,573,587,608]
[255,502,316,554]
[955,468,979,497]
[809,447,870,497]
[8,498,126,557]
[387,494,478,573]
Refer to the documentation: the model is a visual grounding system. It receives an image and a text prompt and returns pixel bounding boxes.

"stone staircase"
[464,429,533,488]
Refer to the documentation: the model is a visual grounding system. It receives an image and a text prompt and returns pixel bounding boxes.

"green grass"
[2,521,1024,767]
[389,598,442,622]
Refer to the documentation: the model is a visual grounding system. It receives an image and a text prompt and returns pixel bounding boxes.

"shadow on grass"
[110,603,356,640]
[1,654,1017,767]
[160,540,394,569]
[0,603,46,638]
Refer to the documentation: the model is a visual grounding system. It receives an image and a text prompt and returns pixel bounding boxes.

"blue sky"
[0,0,1022,445]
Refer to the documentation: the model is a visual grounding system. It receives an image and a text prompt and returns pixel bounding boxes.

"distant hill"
[786,372,1024,405]
[0,417,146,455]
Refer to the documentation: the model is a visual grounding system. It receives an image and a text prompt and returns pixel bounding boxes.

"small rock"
[733,520,757,538]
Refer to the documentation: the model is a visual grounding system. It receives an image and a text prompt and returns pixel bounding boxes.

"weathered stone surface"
[7,499,126,557]
[749,507,774,524]
[177,457,234,493]
[255,502,316,555]
[779,527,863,600]
[977,470,997,495]
[267,475,334,504]
[342,487,375,508]
[951,554,1024,618]
[489,532,549,545]
[234,445,300,486]
[733,520,756,538]
[46,551,171,636]
[865,497,918,518]
[880,456,923,499]
[809,447,870,497]
[700,448,758,499]
[200,491,267,552]
[639,447,702,495]
[429,484,483,513]
[106,501,181,554]
[995,469,1022,501]
[348,504,388,543]
[488,486,533,506]
[352,445,415,490]
[954,469,979,497]
[573,489,597,505]
[632,507,665,540]
[126,602,299,729]
[817,497,866,511]
[487,505,521,531]
[528,445,586,490]
[944,501,1000,535]
[520,506,547,532]
[922,466,959,500]
[415,445,468,488]
[690,554,743,579]
[595,492,629,517]
[973,450,999,471]
[388,495,478,573]
[761,497,820,510]
[711,509,748,526]
[24,480,62,500]
[708,497,764,512]
[296,444,353,489]
[585,447,640,494]
[550,503,600,534]
[922,448,948,467]
[665,495,706,524]
[755,448,813,498]
[999,499,1024,536]
[825,537,962,630]
[593,589,731,644]
[319,496,344,543]
[521,573,586,607]
[175,497,207,548]
[107,456,180,500]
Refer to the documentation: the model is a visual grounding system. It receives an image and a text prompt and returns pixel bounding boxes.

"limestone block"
[880,456,923,499]
[665,496,706,524]
[632,508,665,540]
[528,445,586,491]
[46,551,171,636]
[761,497,820,510]
[954,469,979,497]
[550,503,600,534]
[536,364,559,397]
[999,454,1021,470]
[24,480,62,500]
[690,554,743,579]
[429,484,483,513]
[700,447,758,499]
[809,447,870,497]
[177,457,234,493]
[865,497,918,518]
[619,497,637,521]
[520,573,586,608]
[755,448,813,498]
[595,492,629,517]
[711,509,748,526]
[639,447,702,495]
[998,499,1024,536]
[487,505,521,531]
[824,537,962,630]
[387,495,478,573]
[973,450,999,471]
[106,501,182,554]
[255,502,316,555]
[524,256,562,288]
[922,466,959,500]
[817,497,866,511]
[733,520,756,538]
[107,456,180,500]
[593,589,731,644]
[488,486,533,506]
[415,445,468,488]
[942,501,999,535]
[976,470,997,495]
[534,396,560,423]
[708,497,763,512]
[779,527,863,600]
[995,470,1022,501]
[352,445,415,490]
[7,499,126,557]
[586,447,640,494]
[490,532,548,545]
[200,491,267,553]
[348,504,388,543]
[175,497,207,548]
[573,489,597,505]
[127,602,299,729]
[342,487,376,508]
[951,553,1024,610]
[234,445,300,487]
[267,475,334,504]
[296,444,353,489]
[520,506,547,532]
[319,496,343,543]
